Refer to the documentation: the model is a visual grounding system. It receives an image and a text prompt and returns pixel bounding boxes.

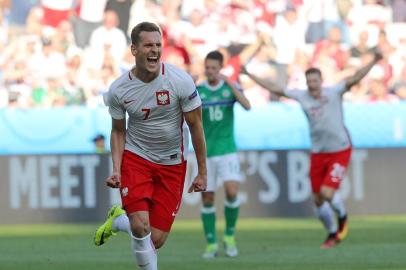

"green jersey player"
[197,50,251,258]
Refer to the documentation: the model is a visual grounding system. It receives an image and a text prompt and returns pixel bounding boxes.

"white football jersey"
[284,82,351,153]
[104,62,201,165]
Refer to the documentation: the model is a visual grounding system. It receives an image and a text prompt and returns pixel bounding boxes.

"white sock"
[131,233,157,270]
[316,202,337,234]
[330,193,347,218]
[112,214,131,234]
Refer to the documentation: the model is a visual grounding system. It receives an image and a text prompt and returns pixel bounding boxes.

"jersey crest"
[222,90,231,98]
[156,90,170,105]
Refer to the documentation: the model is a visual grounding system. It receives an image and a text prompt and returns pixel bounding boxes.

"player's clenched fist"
[188,174,207,193]
[106,173,121,188]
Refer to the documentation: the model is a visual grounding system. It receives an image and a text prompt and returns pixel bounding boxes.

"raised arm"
[345,50,383,90]
[240,65,286,97]
[239,35,265,64]
[106,117,126,188]
[184,107,207,193]
[219,74,251,110]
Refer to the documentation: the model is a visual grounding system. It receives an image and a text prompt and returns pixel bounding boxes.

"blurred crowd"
[0,0,405,108]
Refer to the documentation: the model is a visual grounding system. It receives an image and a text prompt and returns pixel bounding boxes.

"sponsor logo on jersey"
[156,90,170,105]
[124,99,135,104]
[188,89,198,100]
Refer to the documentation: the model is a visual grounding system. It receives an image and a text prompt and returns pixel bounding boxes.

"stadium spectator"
[127,0,161,28]
[391,64,406,100]
[92,134,107,153]
[27,37,66,82]
[391,0,406,22]
[0,0,405,108]
[50,20,76,54]
[272,7,306,85]
[176,9,219,60]
[220,1,257,45]
[31,76,67,107]
[343,82,369,103]
[252,0,281,27]
[3,59,32,108]
[25,6,44,36]
[161,26,192,72]
[350,29,373,58]
[85,58,119,107]
[303,0,344,43]
[312,26,349,71]
[105,0,133,42]
[40,0,73,28]
[347,0,392,30]
[0,0,9,46]
[88,10,127,63]
[8,0,34,26]
[367,79,399,103]
[371,31,394,86]
[71,0,108,48]
[392,83,406,101]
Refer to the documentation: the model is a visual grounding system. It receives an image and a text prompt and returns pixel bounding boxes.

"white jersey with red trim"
[104,62,201,165]
[284,82,351,153]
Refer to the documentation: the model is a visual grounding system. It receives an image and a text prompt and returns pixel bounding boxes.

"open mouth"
[147,56,159,65]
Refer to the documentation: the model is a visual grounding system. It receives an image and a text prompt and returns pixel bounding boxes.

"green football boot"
[223,235,238,257]
[94,205,126,246]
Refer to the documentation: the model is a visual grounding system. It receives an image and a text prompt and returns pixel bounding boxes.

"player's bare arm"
[345,49,383,90]
[106,117,126,188]
[218,74,251,110]
[184,106,208,193]
[239,33,265,64]
[240,65,286,97]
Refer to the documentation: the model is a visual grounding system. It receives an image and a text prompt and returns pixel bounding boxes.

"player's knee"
[151,236,166,249]
[202,192,215,205]
[130,219,150,237]
[313,194,324,206]
[320,188,334,202]
[225,182,239,200]
[225,189,238,201]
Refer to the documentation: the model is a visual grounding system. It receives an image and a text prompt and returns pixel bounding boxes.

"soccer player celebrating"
[94,22,207,270]
[242,49,383,249]
[197,50,251,258]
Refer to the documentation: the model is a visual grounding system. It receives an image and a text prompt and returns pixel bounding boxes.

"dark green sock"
[224,198,240,236]
[201,204,216,244]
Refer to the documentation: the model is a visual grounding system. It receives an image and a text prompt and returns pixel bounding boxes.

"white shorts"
[206,153,242,192]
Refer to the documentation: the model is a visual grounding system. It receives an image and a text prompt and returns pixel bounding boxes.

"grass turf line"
[0,216,405,270]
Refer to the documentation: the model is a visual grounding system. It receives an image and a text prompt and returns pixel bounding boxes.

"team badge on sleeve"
[188,89,198,100]
[156,90,170,105]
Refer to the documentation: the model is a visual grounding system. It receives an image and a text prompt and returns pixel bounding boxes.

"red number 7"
[142,108,150,120]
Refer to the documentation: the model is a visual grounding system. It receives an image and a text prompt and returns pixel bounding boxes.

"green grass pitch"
[1,216,405,270]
